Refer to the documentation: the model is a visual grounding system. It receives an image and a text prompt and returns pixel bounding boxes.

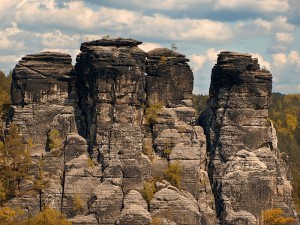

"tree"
[0,124,31,202]
[171,43,177,52]
[0,71,12,120]
[21,207,72,225]
[164,161,182,188]
[262,208,295,225]
[0,206,72,225]
[34,158,48,212]
[46,129,63,156]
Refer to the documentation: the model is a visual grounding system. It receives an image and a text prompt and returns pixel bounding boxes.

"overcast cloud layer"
[1,0,300,94]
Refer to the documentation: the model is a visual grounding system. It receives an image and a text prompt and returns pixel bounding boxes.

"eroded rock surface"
[6,42,297,225]
[200,52,297,224]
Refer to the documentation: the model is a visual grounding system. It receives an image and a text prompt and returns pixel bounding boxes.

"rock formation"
[200,52,297,224]
[6,38,216,225]
[5,40,297,225]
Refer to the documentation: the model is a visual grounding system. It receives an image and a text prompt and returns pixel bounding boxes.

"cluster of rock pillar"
[7,39,297,225]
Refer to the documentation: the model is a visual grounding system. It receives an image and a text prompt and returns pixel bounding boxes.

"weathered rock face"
[146,48,193,107]
[144,49,216,225]
[200,52,297,224]
[75,39,147,201]
[6,42,297,225]
[8,52,100,221]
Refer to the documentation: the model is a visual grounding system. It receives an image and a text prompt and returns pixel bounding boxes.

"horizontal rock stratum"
[5,39,298,225]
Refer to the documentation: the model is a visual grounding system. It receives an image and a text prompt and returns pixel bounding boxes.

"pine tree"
[0,124,31,202]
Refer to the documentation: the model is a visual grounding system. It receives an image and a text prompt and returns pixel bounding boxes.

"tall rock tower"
[201,52,297,224]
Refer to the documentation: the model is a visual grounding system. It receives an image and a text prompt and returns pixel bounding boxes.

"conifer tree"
[0,124,31,202]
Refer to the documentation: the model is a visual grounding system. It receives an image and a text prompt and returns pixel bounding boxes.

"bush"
[164,161,182,188]
[86,157,95,168]
[145,103,163,125]
[143,138,154,161]
[159,56,167,65]
[152,217,163,225]
[47,129,63,156]
[72,195,85,213]
[142,180,156,204]
[262,208,295,225]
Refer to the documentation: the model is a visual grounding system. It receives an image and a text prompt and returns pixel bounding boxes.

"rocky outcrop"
[6,41,297,225]
[200,52,297,224]
[144,49,216,224]
[8,52,78,217]
[146,48,193,107]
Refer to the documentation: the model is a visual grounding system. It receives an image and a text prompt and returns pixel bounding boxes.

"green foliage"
[47,129,63,156]
[0,71,12,120]
[142,180,156,204]
[145,103,163,125]
[192,94,209,119]
[269,93,300,211]
[0,124,31,202]
[262,208,295,225]
[164,161,182,188]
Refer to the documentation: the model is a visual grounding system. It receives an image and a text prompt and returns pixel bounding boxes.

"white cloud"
[0,24,25,53]
[272,51,300,69]
[206,48,219,61]
[253,16,294,32]
[288,51,300,67]
[251,53,271,70]
[272,53,288,69]
[190,48,220,72]
[139,43,162,52]
[36,30,80,48]
[214,0,290,13]
[276,32,294,43]
[134,15,233,42]
[190,54,207,72]
[13,2,234,42]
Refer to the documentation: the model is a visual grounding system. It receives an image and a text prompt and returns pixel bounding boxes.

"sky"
[0,0,300,94]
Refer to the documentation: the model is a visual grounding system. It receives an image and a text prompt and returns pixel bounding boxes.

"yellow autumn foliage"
[262,208,295,225]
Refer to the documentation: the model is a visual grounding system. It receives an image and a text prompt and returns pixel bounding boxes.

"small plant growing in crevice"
[164,161,182,188]
[152,217,164,225]
[159,56,167,65]
[145,102,163,125]
[46,129,63,156]
[142,180,156,204]
[87,157,95,168]
[143,139,154,161]
[163,140,172,158]
[72,195,85,214]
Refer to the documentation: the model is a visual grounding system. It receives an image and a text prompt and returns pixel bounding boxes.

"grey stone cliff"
[200,51,297,224]
[5,41,297,225]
